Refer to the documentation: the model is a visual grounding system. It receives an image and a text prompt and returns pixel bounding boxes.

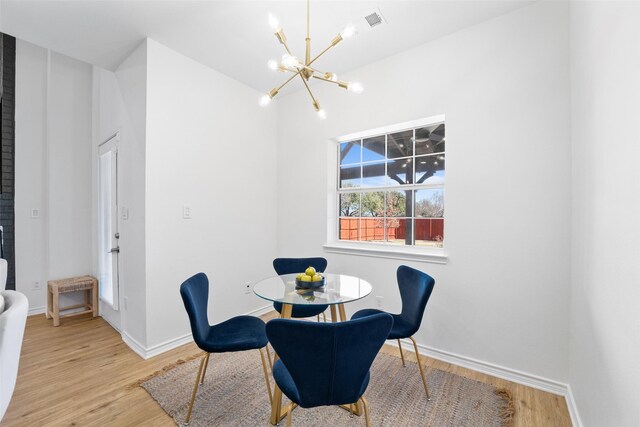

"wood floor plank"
[3,313,571,426]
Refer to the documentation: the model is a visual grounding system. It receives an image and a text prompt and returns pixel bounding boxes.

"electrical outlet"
[30,208,40,218]
[121,206,129,220]
[244,282,252,295]
[375,295,383,308]
[33,281,42,290]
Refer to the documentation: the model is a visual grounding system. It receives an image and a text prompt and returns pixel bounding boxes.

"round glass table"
[253,273,373,424]
[253,273,372,319]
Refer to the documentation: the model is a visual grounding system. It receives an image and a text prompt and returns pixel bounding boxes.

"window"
[336,117,445,248]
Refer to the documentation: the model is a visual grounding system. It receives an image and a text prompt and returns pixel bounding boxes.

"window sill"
[323,242,448,264]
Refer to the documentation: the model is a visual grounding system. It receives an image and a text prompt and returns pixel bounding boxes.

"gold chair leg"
[265,344,273,369]
[185,354,207,425]
[286,405,293,427]
[317,314,320,322]
[409,336,430,400]
[360,397,371,427]
[259,348,273,404]
[199,353,210,385]
[322,312,327,322]
[397,339,406,367]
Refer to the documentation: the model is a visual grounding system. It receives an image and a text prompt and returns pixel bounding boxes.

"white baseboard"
[122,329,194,360]
[121,331,148,359]
[121,304,272,360]
[390,339,580,426]
[245,304,273,317]
[564,384,584,427]
[28,305,46,316]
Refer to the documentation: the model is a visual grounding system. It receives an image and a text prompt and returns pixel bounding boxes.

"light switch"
[30,208,40,218]
[121,206,129,220]
[183,205,192,219]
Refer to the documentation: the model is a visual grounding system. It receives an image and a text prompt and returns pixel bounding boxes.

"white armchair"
[0,290,28,421]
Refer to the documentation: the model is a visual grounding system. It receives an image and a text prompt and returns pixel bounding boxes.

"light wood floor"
[3,313,572,426]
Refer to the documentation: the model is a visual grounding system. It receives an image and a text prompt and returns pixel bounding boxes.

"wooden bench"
[47,276,99,326]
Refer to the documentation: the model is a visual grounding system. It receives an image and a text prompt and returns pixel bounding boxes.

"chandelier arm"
[300,64,327,75]
[281,40,293,56]
[307,43,336,67]
[312,75,349,89]
[299,74,319,107]
[312,75,341,85]
[275,71,302,94]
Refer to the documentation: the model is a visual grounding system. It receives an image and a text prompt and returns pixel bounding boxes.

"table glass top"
[253,273,372,306]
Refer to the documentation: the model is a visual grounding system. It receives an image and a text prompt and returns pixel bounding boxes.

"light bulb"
[267,60,278,71]
[347,82,364,94]
[281,53,299,68]
[340,24,356,39]
[268,13,279,30]
[259,94,272,107]
[317,109,327,120]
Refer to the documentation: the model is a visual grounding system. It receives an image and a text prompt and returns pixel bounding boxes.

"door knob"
[109,247,120,253]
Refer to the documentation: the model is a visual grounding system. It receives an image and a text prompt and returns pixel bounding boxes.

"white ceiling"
[0,0,533,93]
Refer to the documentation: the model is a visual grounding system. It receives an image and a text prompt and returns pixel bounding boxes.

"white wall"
[144,39,279,348]
[276,1,571,383]
[15,40,93,312]
[569,2,640,426]
[47,52,93,279]
[92,40,148,345]
[14,40,47,311]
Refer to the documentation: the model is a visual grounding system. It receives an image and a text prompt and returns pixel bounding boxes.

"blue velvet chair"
[180,273,272,425]
[272,257,328,321]
[351,265,435,400]
[266,313,393,426]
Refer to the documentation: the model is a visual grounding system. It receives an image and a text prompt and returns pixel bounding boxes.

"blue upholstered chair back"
[180,272,211,349]
[266,313,393,408]
[397,265,435,337]
[272,257,328,275]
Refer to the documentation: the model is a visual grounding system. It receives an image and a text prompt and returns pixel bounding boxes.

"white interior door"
[98,134,121,330]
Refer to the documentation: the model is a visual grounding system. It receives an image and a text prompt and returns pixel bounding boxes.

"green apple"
[300,275,312,282]
[296,273,305,280]
[311,274,323,282]
[305,266,316,276]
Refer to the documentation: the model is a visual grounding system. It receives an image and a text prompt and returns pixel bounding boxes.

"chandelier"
[259,0,364,119]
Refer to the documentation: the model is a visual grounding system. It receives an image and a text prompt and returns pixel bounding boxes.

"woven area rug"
[138,350,514,427]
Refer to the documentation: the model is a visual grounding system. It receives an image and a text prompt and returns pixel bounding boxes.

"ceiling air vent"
[364,9,386,28]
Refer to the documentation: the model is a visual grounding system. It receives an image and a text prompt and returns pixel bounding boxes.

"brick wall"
[1,33,16,290]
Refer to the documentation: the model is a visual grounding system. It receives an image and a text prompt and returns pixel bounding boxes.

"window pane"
[415,155,445,185]
[339,217,359,241]
[362,136,385,162]
[415,218,444,247]
[360,217,385,242]
[415,189,444,218]
[361,191,385,217]
[385,218,410,245]
[415,123,445,155]
[362,161,386,187]
[387,158,413,186]
[385,190,407,217]
[340,165,361,188]
[387,130,413,158]
[340,141,361,165]
[339,193,360,217]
